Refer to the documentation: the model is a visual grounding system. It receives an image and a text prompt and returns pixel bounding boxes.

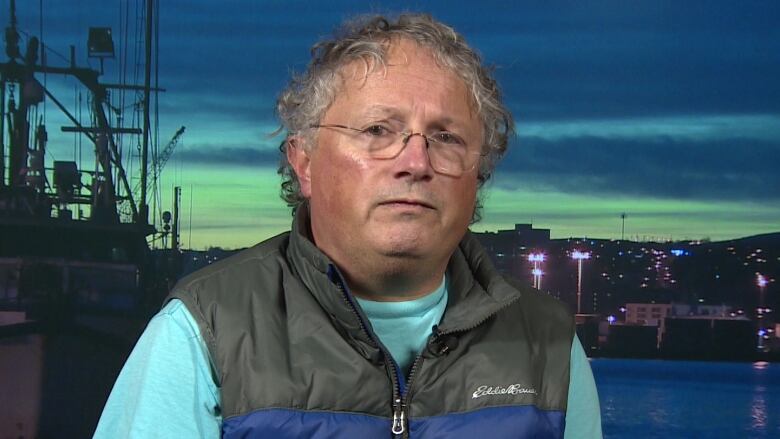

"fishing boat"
[0,1,183,436]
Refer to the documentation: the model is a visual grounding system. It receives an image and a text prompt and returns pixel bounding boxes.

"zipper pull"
[391,398,405,435]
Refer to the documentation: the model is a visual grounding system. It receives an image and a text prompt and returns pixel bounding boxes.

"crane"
[132,125,185,197]
[154,126,186,182]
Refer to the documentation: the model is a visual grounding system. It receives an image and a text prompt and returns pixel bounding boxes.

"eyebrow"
[360,105,399,118]
[359,105,467,129]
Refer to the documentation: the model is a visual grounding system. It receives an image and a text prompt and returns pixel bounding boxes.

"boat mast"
[140,0,153,226]
[0,0,13,188]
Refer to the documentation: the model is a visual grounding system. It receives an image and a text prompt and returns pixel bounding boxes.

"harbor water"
[592,358,780,438]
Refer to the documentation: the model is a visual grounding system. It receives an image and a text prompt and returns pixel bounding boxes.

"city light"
[757,328,766,351]
[756,273,768,350]
[572,251,591,261]
[756,273,768,288]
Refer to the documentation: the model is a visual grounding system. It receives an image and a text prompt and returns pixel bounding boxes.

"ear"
[286,136,312,198]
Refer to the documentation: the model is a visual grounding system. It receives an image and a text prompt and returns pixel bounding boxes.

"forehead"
[329,39,479,125]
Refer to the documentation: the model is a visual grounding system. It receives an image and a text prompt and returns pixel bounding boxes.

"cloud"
[175,144,281,167]
[496,135,780,201]
[518,114,780,142]
[24,0,780,124]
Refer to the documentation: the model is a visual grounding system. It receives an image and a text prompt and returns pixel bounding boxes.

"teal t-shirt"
[95,286,602,438]
[355,277,448,374]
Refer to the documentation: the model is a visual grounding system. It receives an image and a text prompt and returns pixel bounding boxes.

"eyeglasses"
[310,123,481,177]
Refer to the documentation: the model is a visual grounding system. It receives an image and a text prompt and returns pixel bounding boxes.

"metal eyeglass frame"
[309,123,481,177]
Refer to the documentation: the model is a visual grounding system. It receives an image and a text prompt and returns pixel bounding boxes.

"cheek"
[451,178,478,222]
[311,151,373,208]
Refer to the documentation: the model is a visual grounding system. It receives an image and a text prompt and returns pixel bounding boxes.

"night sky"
[9,0,780,249]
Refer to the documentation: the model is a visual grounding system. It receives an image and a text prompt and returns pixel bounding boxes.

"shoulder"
[172,232,291,297]
[458,230,574,334]
[497,276,575,359]
[505,275,573,324]
[164,232,294,373]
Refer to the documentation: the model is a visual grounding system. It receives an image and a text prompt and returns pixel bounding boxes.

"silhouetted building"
[476,224,551,249]
[604,325,659,357]
[474,224,551,280]
[575,314,600,355]
[660,317,753,360]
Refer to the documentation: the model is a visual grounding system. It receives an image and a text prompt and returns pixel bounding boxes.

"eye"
[362,125,392,137]
[430,131,466,145]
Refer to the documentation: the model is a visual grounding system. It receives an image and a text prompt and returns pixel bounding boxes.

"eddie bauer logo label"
[472,384,537,399]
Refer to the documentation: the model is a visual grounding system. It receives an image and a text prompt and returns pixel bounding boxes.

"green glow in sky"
[160,165,780,250]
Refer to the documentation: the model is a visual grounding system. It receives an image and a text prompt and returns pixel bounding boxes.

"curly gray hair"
[276,13,514,222]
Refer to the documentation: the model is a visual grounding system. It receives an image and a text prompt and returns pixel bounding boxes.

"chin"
[376,240,428,259]
[371,225,432,256]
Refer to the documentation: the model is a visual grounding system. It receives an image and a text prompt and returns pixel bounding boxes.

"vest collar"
[439,231,526,333]
[286,205,379,359]
[285,203,525,340]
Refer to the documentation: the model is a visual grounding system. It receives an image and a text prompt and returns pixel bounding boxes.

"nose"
[393,133,434,180]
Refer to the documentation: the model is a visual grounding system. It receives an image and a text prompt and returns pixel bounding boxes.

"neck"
[341,260,447,302]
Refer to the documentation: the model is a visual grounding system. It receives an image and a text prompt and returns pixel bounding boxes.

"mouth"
[378,198,436,210]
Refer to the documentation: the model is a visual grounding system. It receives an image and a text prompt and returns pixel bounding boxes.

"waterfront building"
[625,303,673,326]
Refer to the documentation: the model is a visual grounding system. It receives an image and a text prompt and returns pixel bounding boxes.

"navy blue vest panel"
[410,405,565,438]
[221,406,565,439]
[222,409,391,438]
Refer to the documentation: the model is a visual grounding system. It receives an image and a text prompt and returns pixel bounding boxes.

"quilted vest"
[168,208,574,438]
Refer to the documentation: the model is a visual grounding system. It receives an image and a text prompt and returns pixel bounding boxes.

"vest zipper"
[398,354,425,438]
[391,397,405,435]
[332,272,404,437]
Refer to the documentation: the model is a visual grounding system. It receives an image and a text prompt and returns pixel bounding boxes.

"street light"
[531,268,544,290]
[528,253,545,290]
[572,251,591,314]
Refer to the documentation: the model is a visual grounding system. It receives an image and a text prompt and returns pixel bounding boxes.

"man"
[95,14,602,438]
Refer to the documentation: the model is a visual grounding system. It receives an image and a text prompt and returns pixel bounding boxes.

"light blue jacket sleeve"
[564,335,603,438]
[93,299,221,438]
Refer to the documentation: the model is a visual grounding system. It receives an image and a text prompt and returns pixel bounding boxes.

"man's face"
[292,39,482,282]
